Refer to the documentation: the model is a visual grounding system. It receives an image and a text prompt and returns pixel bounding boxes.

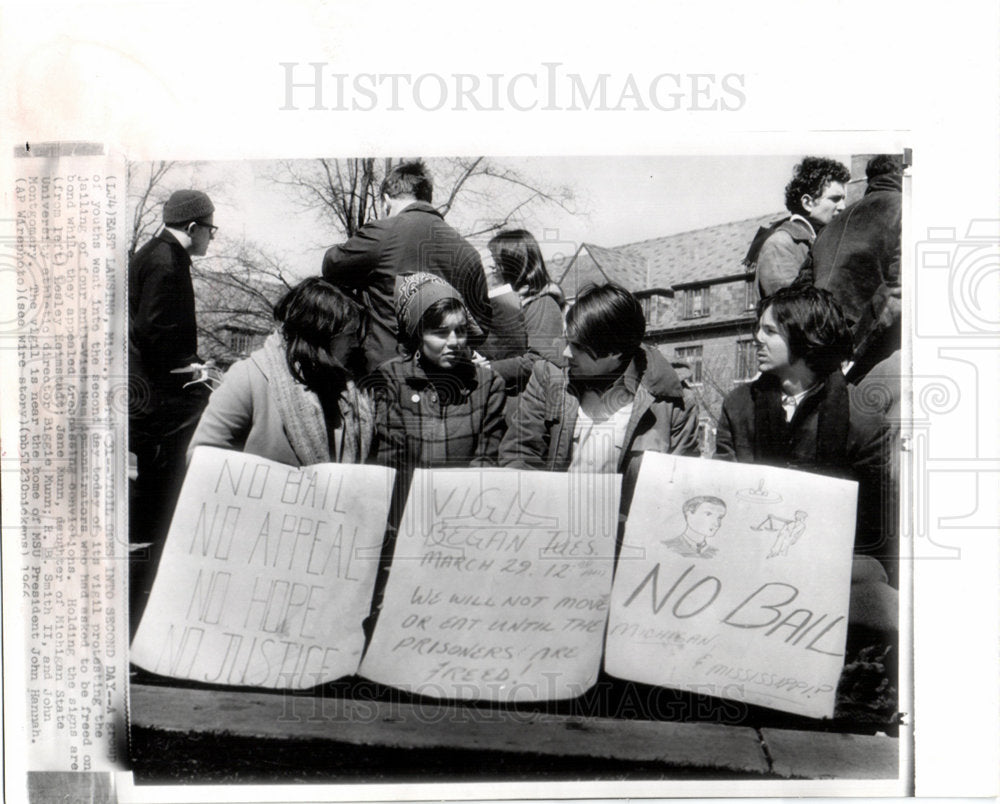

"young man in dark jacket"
[321,160,491,374]
[499,283,700,518]
[129,190,218,541]
[128,189,217,624]
[715,286,893,566]
[715,286,897,668]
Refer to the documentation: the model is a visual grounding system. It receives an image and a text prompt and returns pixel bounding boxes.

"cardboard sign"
[360,468,621,702]
[131,447,395,688]
[605,453,856,718]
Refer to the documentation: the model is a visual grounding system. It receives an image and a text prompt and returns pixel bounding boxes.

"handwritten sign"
[605,454,856,718]
[359,468,620,702]
[131,447,394,688]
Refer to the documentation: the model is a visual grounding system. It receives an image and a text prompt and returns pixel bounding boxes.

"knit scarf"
[257,332,374,466]
[750,369,850,470]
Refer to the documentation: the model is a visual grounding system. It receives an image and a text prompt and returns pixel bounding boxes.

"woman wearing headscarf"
[368,272,506,472]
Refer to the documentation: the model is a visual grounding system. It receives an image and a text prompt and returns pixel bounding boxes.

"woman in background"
[482,229,566,392]
[188,277,374,466]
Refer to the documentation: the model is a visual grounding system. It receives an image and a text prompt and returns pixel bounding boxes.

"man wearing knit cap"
[128,189,217,603]
[322,160,492,374]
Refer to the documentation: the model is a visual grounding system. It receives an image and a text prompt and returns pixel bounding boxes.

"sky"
[135,153,854,282]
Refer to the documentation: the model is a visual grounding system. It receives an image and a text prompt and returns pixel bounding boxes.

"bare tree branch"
[436,156,484,217]
[267,156,576,244]
[127,160,176,257]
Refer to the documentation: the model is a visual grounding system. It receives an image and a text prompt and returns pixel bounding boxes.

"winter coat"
[746,216,815,298]
[489,283,567,393]
[321,202,491,374]
[368,355,506,470]
[715,371,894,579]
[798,173,902,379]
[128,228,209,457]
[129,229,201,391]
[499,345,700,517]
[478,285,529,373]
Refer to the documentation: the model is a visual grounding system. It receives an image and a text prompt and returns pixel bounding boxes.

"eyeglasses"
[198,223,219,236]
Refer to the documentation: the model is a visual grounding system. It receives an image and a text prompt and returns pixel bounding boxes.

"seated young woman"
[188,277,374,466]
[499,283,700,528]
[715,284,898,657]
[367,272,506,472]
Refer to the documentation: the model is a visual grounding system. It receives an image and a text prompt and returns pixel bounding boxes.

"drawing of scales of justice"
[738,478,809,559]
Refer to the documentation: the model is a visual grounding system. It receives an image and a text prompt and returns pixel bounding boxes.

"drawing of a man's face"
[684,500,727,539]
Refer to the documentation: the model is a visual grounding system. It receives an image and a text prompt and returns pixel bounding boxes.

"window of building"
[228,330,255,355]
[683,286,710,318]
[675,345,703,385]
[735,338,758,381]
[641,294,670,328]
[745,278,759,311]
[640,296,652,323]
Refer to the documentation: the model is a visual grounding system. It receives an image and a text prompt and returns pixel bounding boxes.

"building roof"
[559,211,785,294]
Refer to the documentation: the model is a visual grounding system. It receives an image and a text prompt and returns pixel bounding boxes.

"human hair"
[274,277,360,396]
[487,229,552,295]
[865,154,904,180]
[783,157,851,215]
[757,285,853,376]
[683,496,727,515]
[564,283,645,359]
[400,296,466,357]
[380,159,433,202]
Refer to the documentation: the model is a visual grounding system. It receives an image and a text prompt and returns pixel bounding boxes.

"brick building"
[557,153,901,453]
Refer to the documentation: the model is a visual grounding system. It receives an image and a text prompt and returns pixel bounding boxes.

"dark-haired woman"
[188,277,375,466]
[500,282,698,477]
[368,272,506,471]
[715,285,892,569]
[715,285,897,672]
[482,229,566,392]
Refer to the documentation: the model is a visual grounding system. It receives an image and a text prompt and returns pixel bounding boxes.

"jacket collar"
[786,214,817,241]
[566,345,685,401]
[398,201,443,219]
[520,282,566,308]
[630,345,685,399]
[865,173,903,195]
[399,353,477,390]
[156,228,192,265]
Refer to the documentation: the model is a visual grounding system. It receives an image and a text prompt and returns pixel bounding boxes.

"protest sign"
[130,447,394,688]
[605,453,856,719]
[360,468,621,701]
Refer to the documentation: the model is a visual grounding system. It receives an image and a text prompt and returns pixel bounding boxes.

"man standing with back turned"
[322,160,492,374]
